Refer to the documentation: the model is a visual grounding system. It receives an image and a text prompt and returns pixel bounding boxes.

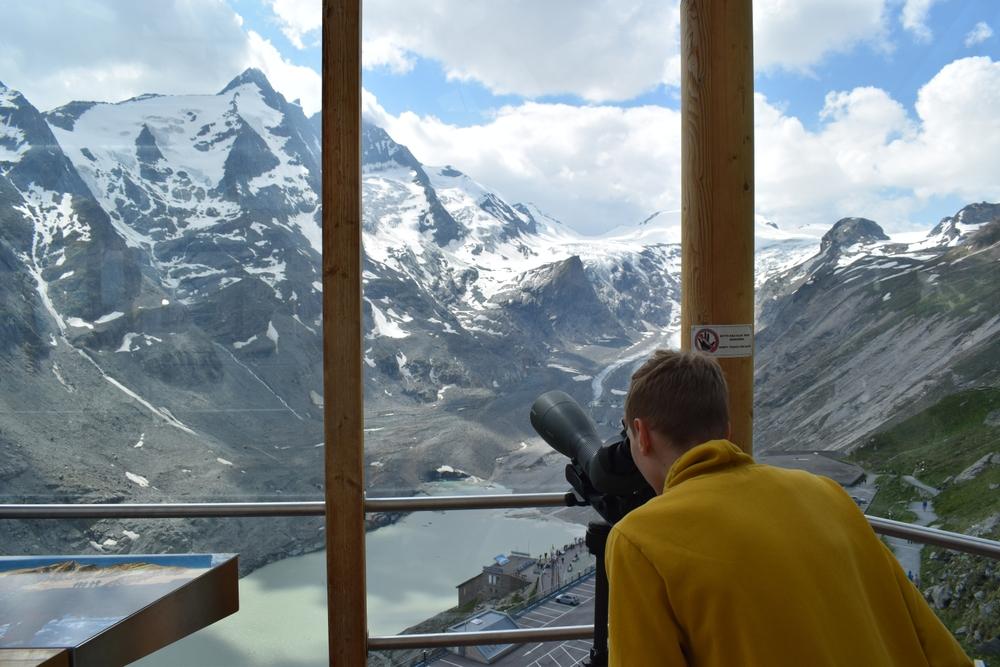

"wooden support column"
[321,0,366,664]
[680,0,755,453]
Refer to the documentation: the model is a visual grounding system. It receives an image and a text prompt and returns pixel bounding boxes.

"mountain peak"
[821,217,888,253]
[44,101,99,130]
[220,68,276,96]
[219,68,288,112]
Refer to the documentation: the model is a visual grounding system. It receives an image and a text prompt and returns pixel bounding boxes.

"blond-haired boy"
[606,349,970,666]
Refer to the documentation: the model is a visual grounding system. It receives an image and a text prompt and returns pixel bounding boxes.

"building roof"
[456,552,537,588]
[447,610,519,663]
[447,609,518,634]
[483,553,536,577]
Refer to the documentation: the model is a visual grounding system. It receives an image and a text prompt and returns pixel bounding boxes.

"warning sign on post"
[691,324,754,358]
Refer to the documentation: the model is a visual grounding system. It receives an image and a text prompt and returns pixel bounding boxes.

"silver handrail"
[867,515,1000,559]
[0,493,569,519]
[2,494,998,560]
[367,625,593,650]
[0,501,327,518]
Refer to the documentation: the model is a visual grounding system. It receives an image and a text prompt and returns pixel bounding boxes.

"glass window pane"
[360,0,678,653]
[1,3,327,665]
[752,1,1000,657]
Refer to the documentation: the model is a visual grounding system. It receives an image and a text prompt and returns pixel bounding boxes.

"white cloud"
[246,30,322,113]
[0,0,320,114]
[758,57,1000,230]
[367,57,1000,235]
[265,0,321,49]
[363,0,896,99]
[754,0,890,72]
[900,0,942,43]
[366,92,682,234]
[885,57,1000,201]
[363,0,681,102]
[965,21,994,47]
[362,37,416,75]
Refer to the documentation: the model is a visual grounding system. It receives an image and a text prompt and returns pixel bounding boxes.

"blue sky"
[756,1,1000,128]
[232,0,999,129]
[2,0,998,236]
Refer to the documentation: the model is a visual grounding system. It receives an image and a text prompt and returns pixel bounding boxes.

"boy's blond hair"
[624,349,730,449]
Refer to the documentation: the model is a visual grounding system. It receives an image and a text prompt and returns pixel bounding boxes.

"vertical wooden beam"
[680,0,755,453]
[322,0,366,665]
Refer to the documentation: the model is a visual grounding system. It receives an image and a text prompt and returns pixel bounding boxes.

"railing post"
[680,0,755,452]
[322,0,366,664]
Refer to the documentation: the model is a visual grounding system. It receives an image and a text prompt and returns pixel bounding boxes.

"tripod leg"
[584,521,611,667]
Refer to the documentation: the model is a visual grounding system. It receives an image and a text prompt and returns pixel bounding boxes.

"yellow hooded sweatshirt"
[606,440,971,666]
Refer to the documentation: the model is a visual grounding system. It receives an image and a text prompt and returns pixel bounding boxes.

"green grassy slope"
[850,387,1000,657]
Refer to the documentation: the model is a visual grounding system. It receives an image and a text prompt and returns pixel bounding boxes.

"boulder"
[954,452,1000,483]
[927,584,953,609]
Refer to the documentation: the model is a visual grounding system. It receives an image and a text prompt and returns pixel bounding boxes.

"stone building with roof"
[456,551,537,607]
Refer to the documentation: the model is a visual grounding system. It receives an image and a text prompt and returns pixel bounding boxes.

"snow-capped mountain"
[0,70,690,563]
[755,204,1000,453]
[1,72,329,570]
[3,66,995,570]
[357,119,686,419]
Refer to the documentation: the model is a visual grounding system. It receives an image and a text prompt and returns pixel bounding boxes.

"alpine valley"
[1,70,998,603]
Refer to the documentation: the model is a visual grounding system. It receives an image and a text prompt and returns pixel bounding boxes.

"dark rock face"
[362,121,466,246]
[219,67,285,112]
[820,217,889,253]
[493,256,627,344]
[217,122,280,198]
[43,101,99,131]
[481,193,537,239]
[1,87,91,197]
[0,176,47,358]
[929,203,1000,248]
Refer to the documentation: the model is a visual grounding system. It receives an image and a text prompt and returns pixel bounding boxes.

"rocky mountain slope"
[0,70,690,565]
[755,204,1000,453]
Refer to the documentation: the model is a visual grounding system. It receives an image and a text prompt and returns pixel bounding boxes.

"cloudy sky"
[1,0,998,235]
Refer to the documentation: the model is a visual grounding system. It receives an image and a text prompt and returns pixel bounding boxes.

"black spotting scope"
[530,390,654,524]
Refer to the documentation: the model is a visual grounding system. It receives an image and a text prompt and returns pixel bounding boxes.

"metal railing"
[4,492,1000,652]
[4,494,999,560]
[0,492,569,519]
[368,625,594,650]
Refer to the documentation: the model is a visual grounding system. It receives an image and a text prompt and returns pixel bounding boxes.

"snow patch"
[51,364,73,392]
[266,320,280,346]
[116,332,163,353]
[95,311,125,324]
[366,298,409,338]
[125,472,150,488]
[233,334,258,349]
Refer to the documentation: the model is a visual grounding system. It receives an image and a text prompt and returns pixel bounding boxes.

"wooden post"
[322,0,366,664]
[680,0,755,453]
